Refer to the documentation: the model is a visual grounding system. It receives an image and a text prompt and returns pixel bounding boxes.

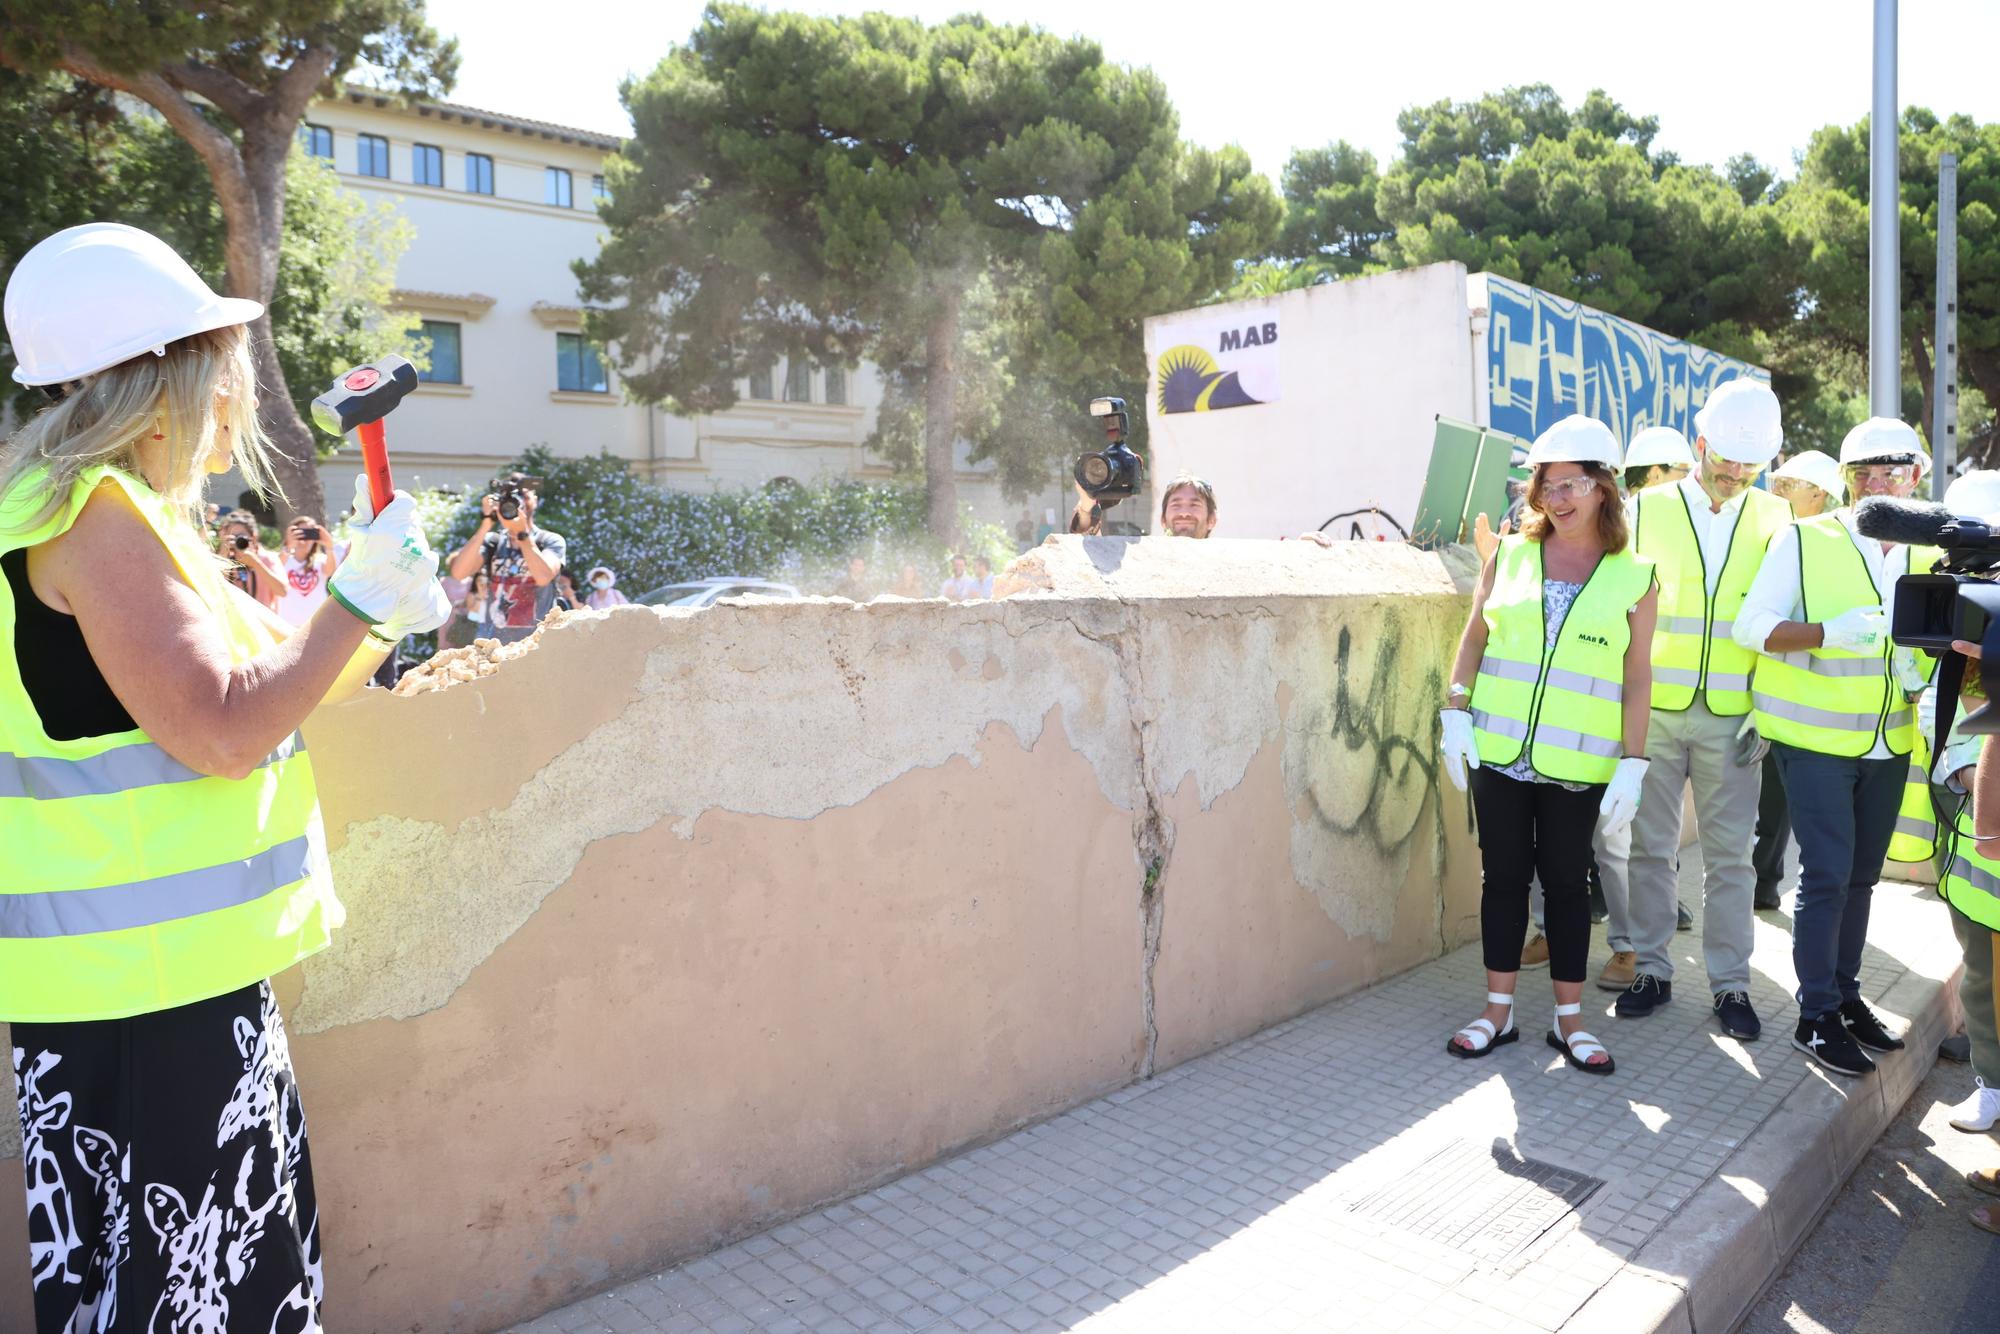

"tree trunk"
[235,127,325,521]
[923,292,963,545]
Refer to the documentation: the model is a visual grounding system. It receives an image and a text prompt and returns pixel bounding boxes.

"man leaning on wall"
[1616,380,1792,1042]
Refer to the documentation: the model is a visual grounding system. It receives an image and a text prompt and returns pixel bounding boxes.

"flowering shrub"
[429,447,1013,600]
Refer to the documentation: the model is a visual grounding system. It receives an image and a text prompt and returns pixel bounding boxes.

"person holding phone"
[273,513,341,627]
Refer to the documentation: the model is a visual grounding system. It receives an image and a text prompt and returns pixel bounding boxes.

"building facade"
[304,89,1049,530]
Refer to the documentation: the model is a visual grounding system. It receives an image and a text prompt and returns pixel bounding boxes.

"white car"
[635,577,802,609]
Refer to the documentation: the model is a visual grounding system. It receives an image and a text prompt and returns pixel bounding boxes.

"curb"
[1565,956,1964,1334]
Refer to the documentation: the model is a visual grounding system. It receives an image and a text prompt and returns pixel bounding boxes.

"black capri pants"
[1471,766,1605,983]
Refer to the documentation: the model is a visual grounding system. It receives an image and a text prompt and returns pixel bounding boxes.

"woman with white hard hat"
[1917,470,2000,1203]
[0,222,450,1330]
[1735,416,1940,1078]
[1439,414,1658,1074]
[1622,426,1695,495]
[1770,450,1845,518]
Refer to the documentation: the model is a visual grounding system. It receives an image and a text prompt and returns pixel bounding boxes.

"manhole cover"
[1345,1139,1602,1265]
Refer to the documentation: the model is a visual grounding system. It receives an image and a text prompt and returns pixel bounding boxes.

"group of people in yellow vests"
[1437,378,2000,1235]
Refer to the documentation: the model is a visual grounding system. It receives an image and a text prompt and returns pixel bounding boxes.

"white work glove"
[328,473,450,642]
[1597,757,1649,835]
[1439,708,1480,792]
[1733,714,1770,768]
[1890,646,1930,695]
[1821,606,1888,655]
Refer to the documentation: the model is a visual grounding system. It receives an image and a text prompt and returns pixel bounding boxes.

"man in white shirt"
[1734,417,1934,1077]
[1616,383,1793,1040]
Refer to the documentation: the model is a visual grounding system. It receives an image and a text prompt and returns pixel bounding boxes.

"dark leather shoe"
[1713,990,1761,1041]
[1753,882,1782,910]
[1616,975,1673,1018]
[1841,999,1906,1053]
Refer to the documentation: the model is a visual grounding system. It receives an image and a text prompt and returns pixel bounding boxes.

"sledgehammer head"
[310,355,418,436]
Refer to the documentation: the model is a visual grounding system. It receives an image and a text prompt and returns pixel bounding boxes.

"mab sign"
[1148,311,1281,414]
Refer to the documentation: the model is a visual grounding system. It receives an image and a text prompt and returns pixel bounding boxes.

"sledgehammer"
[310,354,418,516]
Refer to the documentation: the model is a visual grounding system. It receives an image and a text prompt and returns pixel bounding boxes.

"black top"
[3,546,137,741]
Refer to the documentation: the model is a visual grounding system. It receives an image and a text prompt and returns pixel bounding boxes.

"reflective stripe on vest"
[1749,515,1936,758]
[1469,536,1655,785]
[1887,751,1938,864]
[1634,486,1787,716]
[0,466,341,1023]
[1941,797,2000,931]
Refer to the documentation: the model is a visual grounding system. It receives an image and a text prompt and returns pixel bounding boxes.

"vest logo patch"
[1575,632,1610,647]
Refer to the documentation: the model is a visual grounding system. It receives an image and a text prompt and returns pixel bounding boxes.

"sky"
[424,0,2000,181]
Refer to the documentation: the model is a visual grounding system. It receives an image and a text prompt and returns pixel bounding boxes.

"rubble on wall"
[394,608,574,694]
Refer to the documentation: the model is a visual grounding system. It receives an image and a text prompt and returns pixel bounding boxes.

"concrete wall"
[0,538,1481,1332]
[1142,263,1482,543]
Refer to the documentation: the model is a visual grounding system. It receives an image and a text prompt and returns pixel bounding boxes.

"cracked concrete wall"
[0,537,1480,1333]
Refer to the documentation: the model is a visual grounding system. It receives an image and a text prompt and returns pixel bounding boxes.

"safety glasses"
[1542,475,1600,503]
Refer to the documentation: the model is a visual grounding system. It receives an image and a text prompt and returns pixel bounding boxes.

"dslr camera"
[491,474,542,522]
[1074,397,1143,504]
[1862,495,2000,733]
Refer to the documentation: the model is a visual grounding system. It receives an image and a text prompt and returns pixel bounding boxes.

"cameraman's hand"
[479,493,498,521]
[1954,639,1985,661]
[499,506,530,539]
[329,473,449,639]
[1823,606,1888,654]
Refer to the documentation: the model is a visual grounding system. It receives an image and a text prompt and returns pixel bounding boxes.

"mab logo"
[1219,323,1278,352]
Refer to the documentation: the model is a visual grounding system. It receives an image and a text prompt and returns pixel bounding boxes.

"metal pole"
[1934,153,1959,494]
[1871,0,1901,416]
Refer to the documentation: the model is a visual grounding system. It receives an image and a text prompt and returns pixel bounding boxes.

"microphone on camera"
[1853,495,1996,548]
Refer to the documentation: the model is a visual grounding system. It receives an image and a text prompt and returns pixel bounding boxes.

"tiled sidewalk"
[510,852,1957,1334]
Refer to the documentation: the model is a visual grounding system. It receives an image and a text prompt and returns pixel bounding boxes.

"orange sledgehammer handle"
[357,419,393,517]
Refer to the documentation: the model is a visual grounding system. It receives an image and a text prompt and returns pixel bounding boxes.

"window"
[784,358,812,403]
[556,332,607,393]
[298,124,333,160]
[824,365,847,406]
[545,167,573,208]
[591,173,609,201]
[416,321,461,384]
[356,133,390,179]
[412,143,443,187]
[747,366,773,400]
[465,153,493,195]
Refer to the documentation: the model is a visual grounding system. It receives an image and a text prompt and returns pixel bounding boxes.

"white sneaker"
[1947,1077,2000,1133]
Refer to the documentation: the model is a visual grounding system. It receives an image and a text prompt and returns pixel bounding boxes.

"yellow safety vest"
[1940,795,2000,931]
[1633,485,1789,715]
[1471,536,1655,784]
[0,466,340,1023]
[1887,738,1938,864]
[1750,514,1939,758]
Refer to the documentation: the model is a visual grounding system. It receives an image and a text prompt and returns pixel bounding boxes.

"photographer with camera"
[447,472,567,644]
[1734,417,1941,1077]
[214,507,283,608]
[272,513,341,627]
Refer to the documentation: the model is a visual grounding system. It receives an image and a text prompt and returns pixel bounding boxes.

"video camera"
[1859,495,2000,734]
[1074,397,1143,504]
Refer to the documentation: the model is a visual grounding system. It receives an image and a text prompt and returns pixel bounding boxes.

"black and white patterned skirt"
[11,980,323,1333]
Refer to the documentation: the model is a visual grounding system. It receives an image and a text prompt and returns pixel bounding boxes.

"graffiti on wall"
[1481,274,1767,446]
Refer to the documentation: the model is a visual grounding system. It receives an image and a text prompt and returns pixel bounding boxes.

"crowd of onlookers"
[830,552,996,602]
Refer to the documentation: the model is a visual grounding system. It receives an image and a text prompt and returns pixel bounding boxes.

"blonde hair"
[0,325,279,534]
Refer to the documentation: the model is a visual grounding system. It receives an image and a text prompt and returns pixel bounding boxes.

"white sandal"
[1547,1001,1615,1075]
[1447,991,1519,1059]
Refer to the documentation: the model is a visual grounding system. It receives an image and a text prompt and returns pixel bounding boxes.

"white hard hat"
[1692,378,1782,465]
[1837,416,1930,473]
[1624,427,1695,471]
[4,222,264,387]
[1944,469,2000,519]
[1526,415,1622,469]
[1771,450,1846,501]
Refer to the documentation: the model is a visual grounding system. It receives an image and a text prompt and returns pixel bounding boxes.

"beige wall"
[0,538,1480,1331]
[301,93,1040,529]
